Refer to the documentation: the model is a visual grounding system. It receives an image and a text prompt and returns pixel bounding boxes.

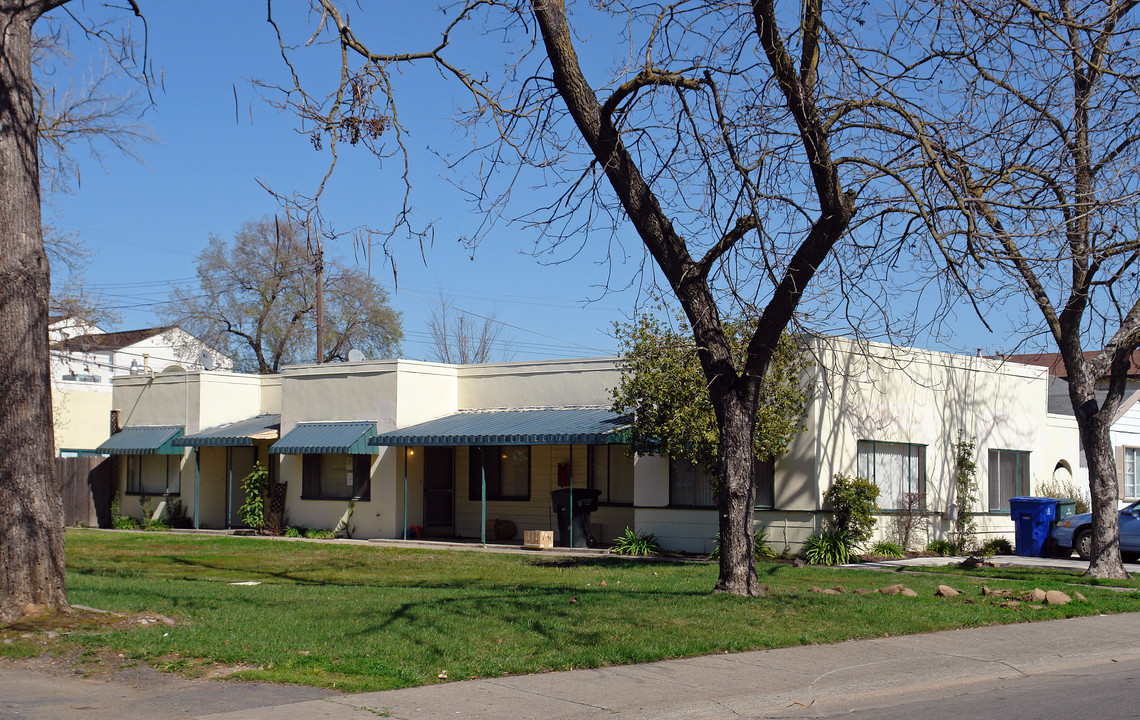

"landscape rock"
[854,588,873,595]
[900,588,919,597]
[830,585,847,594]
[880,584,904,595]
[1028,588,1048,603]
[1029,604,1044,610]
[999,600,1021,609]
[982,585,1011,598]
[1045,590,1071,606]
[935,585,960,598]
[1075,592,1088,602]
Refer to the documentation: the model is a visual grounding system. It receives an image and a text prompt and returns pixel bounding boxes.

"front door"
[227,447,257,528]
[423,447,454,537]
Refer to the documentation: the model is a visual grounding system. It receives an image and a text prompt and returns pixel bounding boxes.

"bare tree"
[259,0,940,595]
[1,0,72,624]
[164,216,402,374]
[863,0,1140,578]
[427,292,514,364]
[1,0,149,622]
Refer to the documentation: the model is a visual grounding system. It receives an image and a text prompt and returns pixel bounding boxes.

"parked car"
[1050,500,1140,560]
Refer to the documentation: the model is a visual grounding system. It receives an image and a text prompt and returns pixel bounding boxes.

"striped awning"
[270,421,378,455]
[96,426,184,455]
[173,415,280,447]
[370,407,630,447]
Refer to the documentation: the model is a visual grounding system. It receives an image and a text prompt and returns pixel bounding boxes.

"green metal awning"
[270,421,378,455]
[369,407,630,447]
[173,415,281,447]
[96,426,184,455]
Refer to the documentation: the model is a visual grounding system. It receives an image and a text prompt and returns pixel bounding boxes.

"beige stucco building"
[97,337,1088,554]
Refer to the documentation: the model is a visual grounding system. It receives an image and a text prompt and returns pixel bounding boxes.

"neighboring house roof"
[271,421,378,455]
[97,425,184,455]
[370,406,631,447]
[173,415,281,447]
[1005,350,1140,379]
[55,326,177,352]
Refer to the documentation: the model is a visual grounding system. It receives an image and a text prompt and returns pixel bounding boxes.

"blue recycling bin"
[1009,497,1058,557]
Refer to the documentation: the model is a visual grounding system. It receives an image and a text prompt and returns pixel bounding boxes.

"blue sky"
[40,2,1009,363]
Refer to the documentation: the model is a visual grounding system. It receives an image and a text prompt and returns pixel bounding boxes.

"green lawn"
[38,529,1140,692]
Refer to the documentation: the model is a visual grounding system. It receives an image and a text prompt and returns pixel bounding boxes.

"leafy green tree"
[612,312,811,474]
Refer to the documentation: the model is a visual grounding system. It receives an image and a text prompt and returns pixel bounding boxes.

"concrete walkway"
[189,612,1140,720]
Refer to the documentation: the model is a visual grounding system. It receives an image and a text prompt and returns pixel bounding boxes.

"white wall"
[457,358,620,409]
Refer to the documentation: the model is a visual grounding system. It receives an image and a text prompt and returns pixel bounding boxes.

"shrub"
[952,431,980,553]
[888,491,926,551]
[143,519,171,532]
[165,498,193,529]
[926,539,957,556]
[113,514,140,530]
[708,528,778,561]
[980,537,1014,556]
[803,528,852,565]
[109,494,139,529]
[304,529,336,539]
[238,462,271,531]
[824,473,879,548]
[285,526,306,538]
[869,541,906,559]
[1036,473,1090,515]
[611,527,662,556]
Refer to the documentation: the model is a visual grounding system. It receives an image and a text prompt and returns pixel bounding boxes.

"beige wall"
[457,358,620,409]
[633,337,1085,553]
[279,362,399,431]
[52,382,113,453]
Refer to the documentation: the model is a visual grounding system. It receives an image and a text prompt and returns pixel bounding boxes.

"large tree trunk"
[0,1,69,623]
[1068,364,1128,579]
[714,392,763,595]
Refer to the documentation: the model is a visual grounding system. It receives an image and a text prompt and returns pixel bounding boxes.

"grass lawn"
[13,529,1139,692]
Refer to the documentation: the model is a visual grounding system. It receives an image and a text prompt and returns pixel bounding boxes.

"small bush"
[803,528,852,565]
[824,474,879,549]
[925,539,957,556]
[304,529,336,539]
[1036,474,1090,515]
[980,537,1014,556]
[165,498,193,529]
[285,526,306,538]
[238,462,271,531]
[110,494,139,529]
[143,519,170,532]
[611,527,662,556]
[869,541,906,559]
[708,528,778,561]
[113,514,140,530]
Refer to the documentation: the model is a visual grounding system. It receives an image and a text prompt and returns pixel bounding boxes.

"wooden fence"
[55,456,113,528]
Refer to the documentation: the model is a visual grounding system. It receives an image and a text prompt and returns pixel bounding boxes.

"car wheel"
[1073,528,1092,561]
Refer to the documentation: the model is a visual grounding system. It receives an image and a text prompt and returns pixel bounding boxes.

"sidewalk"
[190,612,1140,720]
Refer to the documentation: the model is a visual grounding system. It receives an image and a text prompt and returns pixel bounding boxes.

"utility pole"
[310,219,324,364]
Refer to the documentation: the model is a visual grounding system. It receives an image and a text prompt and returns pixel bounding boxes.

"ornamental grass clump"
[803,528,851,565]
[611,527,662,556]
